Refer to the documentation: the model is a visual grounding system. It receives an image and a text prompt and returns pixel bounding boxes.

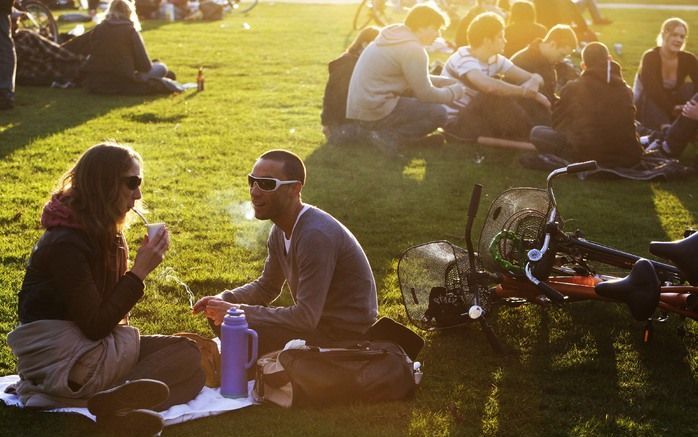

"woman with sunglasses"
[7,142,204,436]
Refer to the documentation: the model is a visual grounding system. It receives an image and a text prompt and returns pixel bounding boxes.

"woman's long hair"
[54,142,142,288]
[656,17,688,49]
[106,0,142,31]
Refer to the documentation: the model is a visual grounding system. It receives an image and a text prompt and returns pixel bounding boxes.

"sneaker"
[367,130,400,157]
[645,139,672,157]
[88,379,170,417]
[96,408,164,437]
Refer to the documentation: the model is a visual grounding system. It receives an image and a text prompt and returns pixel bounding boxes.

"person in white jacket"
[346,3,466,155]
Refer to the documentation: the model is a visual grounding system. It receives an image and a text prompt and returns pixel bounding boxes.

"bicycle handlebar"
[566,160,598,174]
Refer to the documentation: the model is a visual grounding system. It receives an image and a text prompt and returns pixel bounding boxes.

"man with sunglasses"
[193,150,378,356]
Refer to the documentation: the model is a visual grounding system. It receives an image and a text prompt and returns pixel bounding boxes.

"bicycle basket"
[397,240,485,330]
[478,188,551,276]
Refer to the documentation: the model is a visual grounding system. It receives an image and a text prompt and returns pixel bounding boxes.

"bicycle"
[14,0,59,42]
[226,0,258,14]
[398,161,698,352]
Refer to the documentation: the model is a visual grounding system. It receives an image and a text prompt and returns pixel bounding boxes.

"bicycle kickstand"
[479,316,506,354]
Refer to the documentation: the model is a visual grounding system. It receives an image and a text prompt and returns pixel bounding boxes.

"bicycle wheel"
[17,0,58,43]
[353,0,373,31]
[353,0,405,31]
[227,0,258,14]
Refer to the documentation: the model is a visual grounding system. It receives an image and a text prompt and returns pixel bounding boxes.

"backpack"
[254,340,416,408]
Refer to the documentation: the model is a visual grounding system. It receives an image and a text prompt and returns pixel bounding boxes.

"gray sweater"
[219,206,378,334]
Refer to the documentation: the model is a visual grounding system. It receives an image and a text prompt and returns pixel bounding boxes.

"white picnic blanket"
[0,375,257,426]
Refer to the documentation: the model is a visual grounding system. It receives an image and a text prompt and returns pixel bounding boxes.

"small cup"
[613,43,623,56]
[146,223,166,240]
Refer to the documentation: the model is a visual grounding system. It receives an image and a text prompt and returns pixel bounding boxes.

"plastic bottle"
[220,308,258,398]
[196,67,205,92]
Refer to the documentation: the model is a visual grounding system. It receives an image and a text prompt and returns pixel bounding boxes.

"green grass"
[2,3,698,436]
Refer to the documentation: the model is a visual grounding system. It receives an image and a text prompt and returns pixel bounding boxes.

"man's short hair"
[581,41,610,69]
[404,3,449,31]
[259,149,306,184]
[543,24,578,49]
[467,12,505,48]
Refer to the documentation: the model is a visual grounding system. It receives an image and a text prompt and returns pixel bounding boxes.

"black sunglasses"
[247,174,300,192]
[122,175,142,190]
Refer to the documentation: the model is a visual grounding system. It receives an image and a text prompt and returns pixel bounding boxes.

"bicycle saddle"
[595,259,660,321]
[649,231,698,285]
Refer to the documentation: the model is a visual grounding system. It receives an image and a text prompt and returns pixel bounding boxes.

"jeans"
[666,93,698,157]
[574,0,603,22]
[0,13,15,102]
[634,75,694,130]
[530,125,573,159]
[120,335,205,410]
[361,97,448,145]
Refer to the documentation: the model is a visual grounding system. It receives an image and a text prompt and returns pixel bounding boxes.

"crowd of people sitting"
[322,2,697,171]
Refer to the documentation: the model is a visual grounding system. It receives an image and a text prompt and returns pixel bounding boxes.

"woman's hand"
[682,99,698,120]
[130,226,170,280]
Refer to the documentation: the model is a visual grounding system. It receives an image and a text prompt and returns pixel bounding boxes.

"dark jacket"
[552,61,642,167]
[1,0,12,15]
[504,22,547,58]
[511,38,558,103]
[19,227,144,341]
[81,19,161,95]
[321,51,359,127]
[638,47,698,119]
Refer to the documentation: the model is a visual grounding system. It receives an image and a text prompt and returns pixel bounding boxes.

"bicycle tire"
[227,0,258,14]
[17,0,58,43]
[352,0,374,31]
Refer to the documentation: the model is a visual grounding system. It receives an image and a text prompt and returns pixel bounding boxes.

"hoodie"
[552,60,642,167]
[346,24,458,122]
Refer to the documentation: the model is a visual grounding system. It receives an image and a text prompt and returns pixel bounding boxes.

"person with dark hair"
[510,24,578,103]
[0,0,15,109]
[193,150,378,357]
[81,0,179,95]
[346,3,466,155]
[634,17,698,130]
[442,12,551,141]
[503,0,547,57]
[7,142,205,436]
[530,42,643,167]
[321,26,379,146]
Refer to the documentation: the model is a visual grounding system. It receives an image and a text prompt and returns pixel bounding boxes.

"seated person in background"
[503,0,547,58]
[13,29,84,87]
[193,150,378,357]
[534,0,597,43]
[346,4,466,155]
[510,24,578,104]
[321,26,380,146]
[634,17,698,130]
[81,0,178,95]
[530,42,643,168]
[455,0,507,47]
[646,93,698,158]
[441,12,551,142]
[8,143,204,436]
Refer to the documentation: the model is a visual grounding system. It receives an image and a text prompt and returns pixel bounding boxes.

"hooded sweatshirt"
[552,60,643,167]
[346,24,458,122]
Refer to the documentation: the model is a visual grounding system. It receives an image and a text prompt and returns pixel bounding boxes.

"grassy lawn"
[1,3,698,436]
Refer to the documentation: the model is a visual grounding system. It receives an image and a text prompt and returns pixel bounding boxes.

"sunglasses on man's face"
[247,174,300,192]
[122,175,142,191]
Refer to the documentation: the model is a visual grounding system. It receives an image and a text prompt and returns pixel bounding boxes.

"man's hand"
[533,92,551,110]
[682,99,698,120]
[520,74,543,97]
[192,295,237,326]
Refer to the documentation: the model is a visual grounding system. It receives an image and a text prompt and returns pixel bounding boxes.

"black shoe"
[593,17,613,25]
[88,379,170,417]
[165,70,177,81]
[368,130,401,157]
[96,408,164,437]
